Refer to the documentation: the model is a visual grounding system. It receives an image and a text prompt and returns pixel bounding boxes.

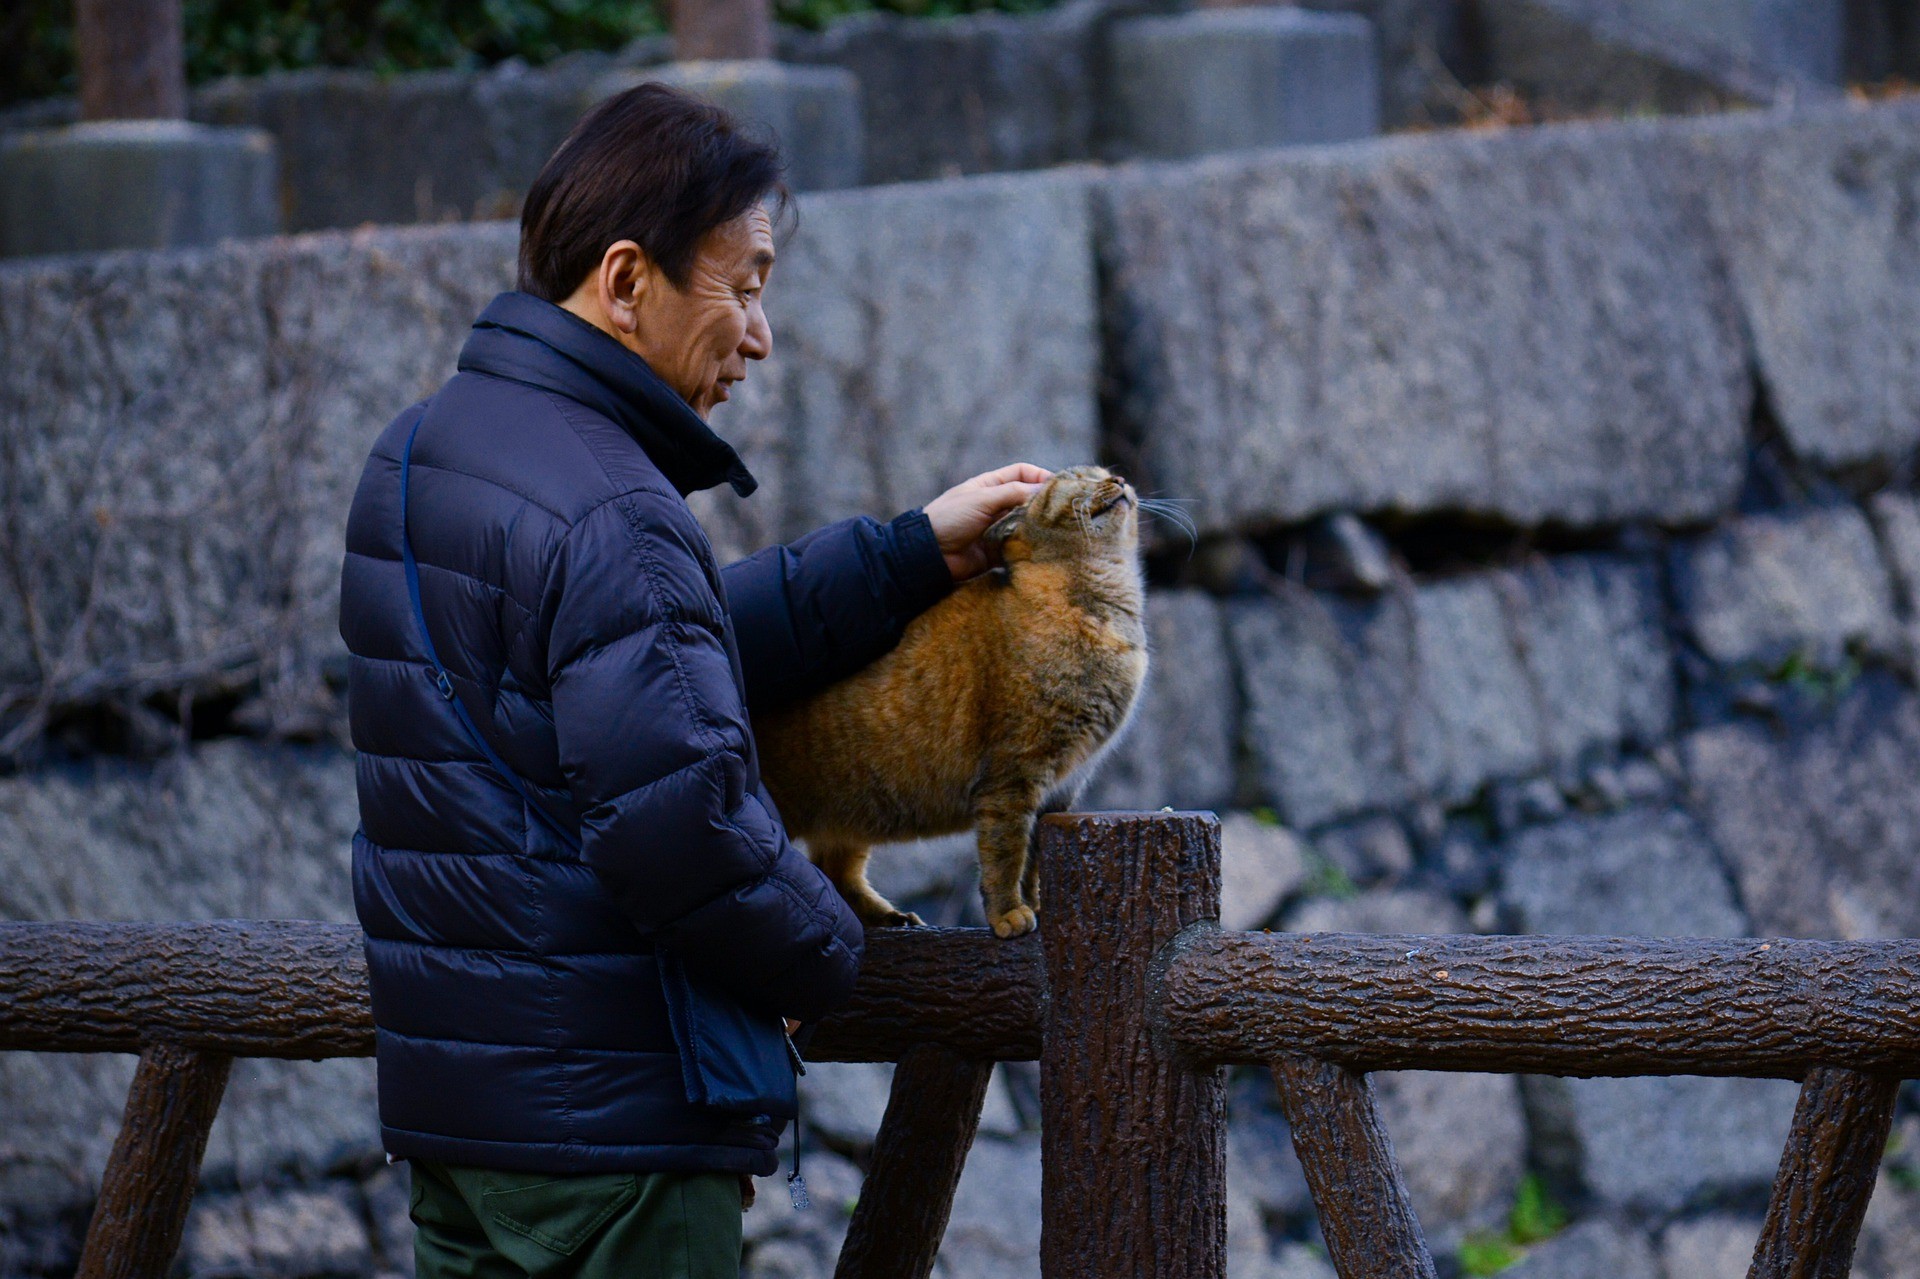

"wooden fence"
[2,812,1916,1278]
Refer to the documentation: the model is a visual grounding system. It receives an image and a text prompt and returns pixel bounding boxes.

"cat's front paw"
[871,908,925,928]
[991,905,1037,938]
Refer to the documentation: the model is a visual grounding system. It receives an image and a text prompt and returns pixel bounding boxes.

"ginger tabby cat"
[756,466,1147,938]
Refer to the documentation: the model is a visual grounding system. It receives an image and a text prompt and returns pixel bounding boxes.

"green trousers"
[408,1158,743,1279]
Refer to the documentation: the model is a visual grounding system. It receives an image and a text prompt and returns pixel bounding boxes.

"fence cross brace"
[76,1042,232,1279]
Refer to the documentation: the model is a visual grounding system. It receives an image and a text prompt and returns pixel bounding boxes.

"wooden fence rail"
[1,811,1913,1279]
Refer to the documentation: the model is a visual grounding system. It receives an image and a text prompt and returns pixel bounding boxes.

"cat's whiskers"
[1138,497,1198,545]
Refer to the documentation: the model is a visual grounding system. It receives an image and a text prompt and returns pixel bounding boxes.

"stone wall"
[5,98,1920,1277]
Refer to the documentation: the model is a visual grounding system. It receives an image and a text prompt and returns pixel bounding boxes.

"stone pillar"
[0,121,279,259]
[595,61,864,191]
[0,0,280,258]
[1103,8,1380,162]
[1609,0,1845,84]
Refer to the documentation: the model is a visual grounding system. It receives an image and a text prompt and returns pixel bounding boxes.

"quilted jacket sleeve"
[544,488,865,1021]
[722,509,953,712]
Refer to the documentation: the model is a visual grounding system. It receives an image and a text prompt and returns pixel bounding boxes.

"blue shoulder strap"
[399,410,582,855]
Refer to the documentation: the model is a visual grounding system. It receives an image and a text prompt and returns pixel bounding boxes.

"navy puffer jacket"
[341,291,951,1174]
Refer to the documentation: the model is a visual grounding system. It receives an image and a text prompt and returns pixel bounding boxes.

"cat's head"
[986,465,1138,563]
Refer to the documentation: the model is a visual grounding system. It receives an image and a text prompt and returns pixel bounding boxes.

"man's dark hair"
[517,83,790,302]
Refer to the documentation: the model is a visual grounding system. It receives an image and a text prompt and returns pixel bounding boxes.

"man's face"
[629,206,775,418]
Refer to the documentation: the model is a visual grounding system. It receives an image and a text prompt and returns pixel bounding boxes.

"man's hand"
[923,464,1053,582]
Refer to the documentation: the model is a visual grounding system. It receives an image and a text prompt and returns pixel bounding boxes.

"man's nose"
[741,300,772,362]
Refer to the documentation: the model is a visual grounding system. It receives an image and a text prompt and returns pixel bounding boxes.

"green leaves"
[178,0,667,83]
[6,0,1069,110]
[1456,1174,1569,1276]
[1508,1173,1569,1244]
[773,0,1054,31]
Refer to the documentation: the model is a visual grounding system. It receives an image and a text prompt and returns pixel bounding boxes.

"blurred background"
[2,2,1920,1278]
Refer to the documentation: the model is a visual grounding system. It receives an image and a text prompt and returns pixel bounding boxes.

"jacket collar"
[457,291,758,498]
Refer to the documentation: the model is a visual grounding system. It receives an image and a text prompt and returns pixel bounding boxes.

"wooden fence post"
[1749,1067,1899,1279]
[75,1041,233,1279]
[75,0,187,121]
[1039,812,1226,1279]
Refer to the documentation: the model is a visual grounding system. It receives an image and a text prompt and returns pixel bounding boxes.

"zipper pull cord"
[786,1027,810,1210]
[788,1090,811,1210]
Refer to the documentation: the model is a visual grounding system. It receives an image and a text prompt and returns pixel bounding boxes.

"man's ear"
[599,240,652,336]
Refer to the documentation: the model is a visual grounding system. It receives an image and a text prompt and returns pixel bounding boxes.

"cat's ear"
[985,507,1027,553]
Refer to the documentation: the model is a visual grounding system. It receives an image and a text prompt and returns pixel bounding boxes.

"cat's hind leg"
[973,781,1044,938]
[808,838,924,928]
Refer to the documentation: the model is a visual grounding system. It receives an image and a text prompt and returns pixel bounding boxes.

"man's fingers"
[981,482,1044,513]
[969,462,1052,489]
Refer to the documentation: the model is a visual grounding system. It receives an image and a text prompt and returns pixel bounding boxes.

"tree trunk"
[75,0,187,121]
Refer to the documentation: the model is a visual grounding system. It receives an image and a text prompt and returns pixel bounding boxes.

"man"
[339,84,1047,1275]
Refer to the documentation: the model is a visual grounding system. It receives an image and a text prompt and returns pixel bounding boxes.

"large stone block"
[1296,0,1469,127]
[1218,813,1310,931]
[1604,0,1845,82]
[699,169,1099,560]
[191,51,668,232]
[0,121,279,260]
[1500,807,1797,1211]
[1229,557,1668,828]
[1547,1072,1796,1210]
[1501,807,1748,939]
[863,831,978,907]
[615,60,863,191]
[1096,119,1750,534]
[1658,1214,1761,1279]
[1228,588,1401,828]
[1856,1174,1920,1279]
[1871,489,1920,664]
[780,2,1102,184]
[0,223,516,741]
[939,1135,1042,1279]
[182,1184,372,1279]
[1504,1220,1660,1279]
[1682,101,1920,470]
[0,741,374,1214]
[796,1060,894,1146]
[1375,1070,1528,1249]
[1103,9,1380,161]
[1683,678,1920,940]
[1079,589,1238,812]
[1472,0,1791,117]
[1229,581,1536,826]
[1669,505,1899,669]
[1870,490,1920,615]
[1507,554,1677,758]
[1229,1080,1312,1224]
[195,68,507,230]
